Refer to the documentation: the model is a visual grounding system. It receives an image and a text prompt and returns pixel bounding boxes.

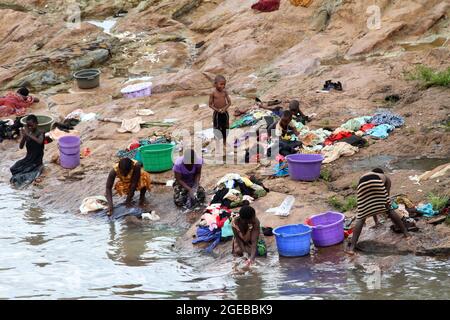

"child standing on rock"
[209,75,231,150]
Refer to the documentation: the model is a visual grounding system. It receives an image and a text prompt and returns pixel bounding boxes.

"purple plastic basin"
[286,153,324,181]
[58,136,80,169]
[309,211,345,247]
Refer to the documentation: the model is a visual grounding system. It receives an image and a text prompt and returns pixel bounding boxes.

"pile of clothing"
[272,154,289,177]
[388,195,450,231]
[192,204,237,253]
[0,117,23,143]
[116,135,172,159]
[267,111,405,168]
[230,109,276,129]
[211,173,269,208]
[0,92,35,117]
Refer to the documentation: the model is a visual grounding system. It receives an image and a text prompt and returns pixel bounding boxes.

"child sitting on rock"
[232,201,266,266]
[288,100,310,125]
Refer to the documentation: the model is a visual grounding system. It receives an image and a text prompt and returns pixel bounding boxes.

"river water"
[0,183,449,300]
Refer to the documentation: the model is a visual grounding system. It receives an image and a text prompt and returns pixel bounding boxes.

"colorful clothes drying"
[192,226,222,253]
[321,142,358,164]
[273,159,289,177]
[113,160,152,196]
[360,123,376,132]
[0,92,36,117]
[341,116,371,132]
[251,0,280,12]
[416,203,438,217]
[290,0,313,7]
[367,124,394,139]
[339,135,366,148]
[370,112,404,128]
[324,131,353,146]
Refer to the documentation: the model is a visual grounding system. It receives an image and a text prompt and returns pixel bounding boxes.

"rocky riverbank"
[1,0,449,258]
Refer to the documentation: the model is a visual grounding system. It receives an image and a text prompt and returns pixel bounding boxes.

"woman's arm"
[248,219,261,262]
[290,122,300,136]
[105,170,117,215]
[175,171,192,193]
[193,166,202,188]
[19,129,26,149]
[126,164,141,204]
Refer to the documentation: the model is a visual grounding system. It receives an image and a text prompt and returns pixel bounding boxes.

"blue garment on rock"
[221,219,234,238]
[370,112,404,128]
[273,161,289,177]
[192,226,222,253]
[416,203,438,217]
[367,124,395,139]
[231,115,258,129]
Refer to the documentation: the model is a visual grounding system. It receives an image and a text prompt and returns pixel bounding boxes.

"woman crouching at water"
[346,168,410,255]
[105,158,152,216]
[232,201,266,266]
[10,114,44,187]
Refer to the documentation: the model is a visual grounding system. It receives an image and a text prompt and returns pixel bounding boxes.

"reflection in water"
[234,271,265,300]
[23,206,48,226]
[107,222,155,267]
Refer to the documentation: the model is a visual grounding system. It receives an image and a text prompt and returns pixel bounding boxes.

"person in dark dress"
[10,114,44,187]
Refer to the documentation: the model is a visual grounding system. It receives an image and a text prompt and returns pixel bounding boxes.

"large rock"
[7,70,64,90]
[69,49,110,71]
[346,22,406,56]
[357,218,450,256]
[151,69,211,93]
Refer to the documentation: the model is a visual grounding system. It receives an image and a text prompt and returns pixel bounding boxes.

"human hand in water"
[245,259,254,267]
[188,187,196,199]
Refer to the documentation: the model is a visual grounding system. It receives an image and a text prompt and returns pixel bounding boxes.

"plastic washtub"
[20,115,54,133]
[58,136,81,169]
[309,211,345,247]
[73,69,100,89]
[139,143,175,172]
[273,224,312,257]
[286,153,324,181]
[121,82,152,99]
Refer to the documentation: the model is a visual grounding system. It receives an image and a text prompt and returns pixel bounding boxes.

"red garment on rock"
[360,123,376,132]
[324,131,352,146]
[0,92,35,117]
[251,0,280,12]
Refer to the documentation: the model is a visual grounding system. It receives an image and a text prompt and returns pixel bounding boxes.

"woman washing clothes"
[232,201,266,266]
[346,168,410,255]
[105,158,152,216]
[10,114,44,187]
[173,149,206,208]
[274,110,302,156]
